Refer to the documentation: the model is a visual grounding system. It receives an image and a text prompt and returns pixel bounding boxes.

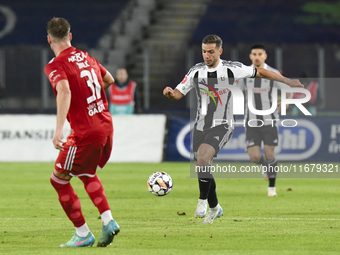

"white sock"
[210,203,220,210]
[75,223,90,237]
[101,210,113,226]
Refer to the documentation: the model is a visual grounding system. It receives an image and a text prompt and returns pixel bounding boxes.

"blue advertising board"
[166,116,340,162]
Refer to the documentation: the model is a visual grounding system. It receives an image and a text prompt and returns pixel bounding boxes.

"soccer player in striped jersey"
[237,44,293,197]
[163,35,302,224]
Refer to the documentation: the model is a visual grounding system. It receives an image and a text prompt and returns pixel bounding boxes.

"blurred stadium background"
[0,0,340,163]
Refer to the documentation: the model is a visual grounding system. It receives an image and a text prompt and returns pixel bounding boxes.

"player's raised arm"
[163,87,184,100]
[256,67,303,88]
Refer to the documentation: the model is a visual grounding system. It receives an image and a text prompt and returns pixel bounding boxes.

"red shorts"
[54,135,112,177]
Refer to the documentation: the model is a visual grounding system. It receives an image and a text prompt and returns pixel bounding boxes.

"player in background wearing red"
[44,17,119,247]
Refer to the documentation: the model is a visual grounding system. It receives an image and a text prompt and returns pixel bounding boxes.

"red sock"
[50,173,85,227]
[79,175,110,214]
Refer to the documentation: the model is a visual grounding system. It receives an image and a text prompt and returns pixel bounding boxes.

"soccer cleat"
[201,204,223,224]
[58,232,95,247]
[97,219,120,247]
[268,187,277,197]
[194,199,208,218]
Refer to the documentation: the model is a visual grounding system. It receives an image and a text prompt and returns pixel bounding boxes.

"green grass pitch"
[1,162,340,255]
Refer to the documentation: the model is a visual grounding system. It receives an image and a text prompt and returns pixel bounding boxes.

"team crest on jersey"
[221,76,225,81]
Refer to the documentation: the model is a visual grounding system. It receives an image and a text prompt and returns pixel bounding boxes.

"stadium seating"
[0,0,127,47]
[191,0,340,44]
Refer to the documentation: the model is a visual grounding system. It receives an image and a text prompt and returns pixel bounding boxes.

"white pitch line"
[189,217,340,221]
[1,217,340,221]
[0,218,98,220]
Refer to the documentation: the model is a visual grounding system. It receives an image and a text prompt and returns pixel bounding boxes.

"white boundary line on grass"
[0,218,97,220]
[190,217,340,221]
[1,217,340,221]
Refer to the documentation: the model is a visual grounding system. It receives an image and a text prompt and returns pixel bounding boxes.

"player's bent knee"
[265,152,275,161]
[196,150,213,166]
[196,155,210,166]
[249,154,261,163]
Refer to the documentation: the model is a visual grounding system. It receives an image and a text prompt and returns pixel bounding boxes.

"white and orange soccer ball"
[147,171,173,196]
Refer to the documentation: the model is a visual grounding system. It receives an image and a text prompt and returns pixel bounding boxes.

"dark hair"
[47,17,71,39]
[251,44,266,51]
[202,34,223,49]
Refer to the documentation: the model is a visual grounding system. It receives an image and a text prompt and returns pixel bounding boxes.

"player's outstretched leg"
[50,173,95,247]
[201,178,223,224]
[267,158,277,196]
[79,175,120,247]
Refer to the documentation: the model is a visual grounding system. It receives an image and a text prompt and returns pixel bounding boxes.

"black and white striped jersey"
[175,59,256,132]
[237,63,291,127]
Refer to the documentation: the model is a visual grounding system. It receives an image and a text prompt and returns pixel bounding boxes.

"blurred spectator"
[108,68,142,115]
[291,72,322,116]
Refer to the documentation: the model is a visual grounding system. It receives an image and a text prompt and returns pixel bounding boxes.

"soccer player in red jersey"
[44,17,119,247]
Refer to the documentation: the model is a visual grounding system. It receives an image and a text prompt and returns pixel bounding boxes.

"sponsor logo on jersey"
[198,81,223,107]
[181,76,188,84]
[48,70,61,83]
[68,52,87,63]
[87,100,105,116]
[49,70,57,79]
[252,87,270,93]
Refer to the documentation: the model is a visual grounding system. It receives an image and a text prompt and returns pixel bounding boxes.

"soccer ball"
[147,171,173,196]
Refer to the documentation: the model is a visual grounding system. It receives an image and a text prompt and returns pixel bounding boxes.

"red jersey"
[45,46,113,146]
[294,81,319,102]
[109,81,136,105]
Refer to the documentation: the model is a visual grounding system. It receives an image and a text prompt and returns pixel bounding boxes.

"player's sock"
[197,164,213,200]
[256,154,268,179]
[101,210,114,226]
[256,154,267,165]
[76,223,90,237]
[79,175,111,216]
[267,157,277,187]
[50,173,86,227]
[207,177,218,208]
